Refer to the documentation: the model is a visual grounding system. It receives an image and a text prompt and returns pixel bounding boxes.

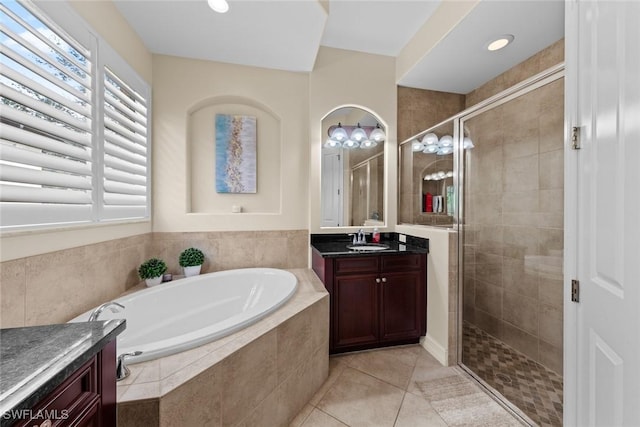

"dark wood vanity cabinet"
[313,252,427,354]
[13,341,116,427]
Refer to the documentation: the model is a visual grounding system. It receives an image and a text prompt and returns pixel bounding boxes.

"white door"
[565,1,640,425]
[321,149,343,227]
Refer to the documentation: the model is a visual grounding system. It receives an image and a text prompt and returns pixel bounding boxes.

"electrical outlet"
[398,234,406,243]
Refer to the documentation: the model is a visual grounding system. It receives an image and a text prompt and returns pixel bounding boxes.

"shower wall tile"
[503,291,538,336]
[538,304,563,348]
[474,280,502,319]
[504,155,539,192]
[474,310,503,340]
[502,322,538,362]
[538,340,563,376]
[539,276,563,309]
[539,149,564,190]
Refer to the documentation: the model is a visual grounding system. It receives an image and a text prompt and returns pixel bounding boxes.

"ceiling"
[113,0,564,94]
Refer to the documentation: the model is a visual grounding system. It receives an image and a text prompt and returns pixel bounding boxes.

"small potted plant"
[179,247,205,277]
[138,258,167,287]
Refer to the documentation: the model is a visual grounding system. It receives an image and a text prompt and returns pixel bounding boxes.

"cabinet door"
[380,271,422,342]
[334,273,379,349]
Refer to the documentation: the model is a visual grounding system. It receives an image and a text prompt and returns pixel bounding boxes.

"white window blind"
[102,67,149,220]
[0,0,150,230]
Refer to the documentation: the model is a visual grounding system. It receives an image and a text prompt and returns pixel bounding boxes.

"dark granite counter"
[311,233,429,257]
[0,319,125,425]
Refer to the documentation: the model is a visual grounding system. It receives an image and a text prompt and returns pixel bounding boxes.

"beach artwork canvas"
[215,114,257,193]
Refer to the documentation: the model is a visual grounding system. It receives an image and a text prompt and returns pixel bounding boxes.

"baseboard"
[421,333,448,366]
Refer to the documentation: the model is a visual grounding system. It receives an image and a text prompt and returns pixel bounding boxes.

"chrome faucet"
[357,229,366,244]
[116,351,142,381]
[88,302,125,321]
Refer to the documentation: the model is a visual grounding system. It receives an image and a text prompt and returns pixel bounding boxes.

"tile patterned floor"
[462,322,563,426]
[290,345,523,427]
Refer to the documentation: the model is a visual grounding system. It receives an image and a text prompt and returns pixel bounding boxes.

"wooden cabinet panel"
[380,272,422,342]
[334,274,379,348]
[334,257,379,275]
[380,254,421,272]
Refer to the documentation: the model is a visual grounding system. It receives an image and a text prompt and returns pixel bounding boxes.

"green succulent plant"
[179,247,205,267]
[138,258,168,280]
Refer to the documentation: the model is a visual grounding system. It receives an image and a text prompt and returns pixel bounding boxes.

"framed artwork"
[215,114,257,193]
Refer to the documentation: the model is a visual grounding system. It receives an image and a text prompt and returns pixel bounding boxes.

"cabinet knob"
[381,277,387,283]
[376,278,381,283]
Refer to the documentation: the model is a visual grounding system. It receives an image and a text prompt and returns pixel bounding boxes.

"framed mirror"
[320,106,386,227]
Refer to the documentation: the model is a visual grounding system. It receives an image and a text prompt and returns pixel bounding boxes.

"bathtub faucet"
[116,351,142,381]
[88,302,125,321]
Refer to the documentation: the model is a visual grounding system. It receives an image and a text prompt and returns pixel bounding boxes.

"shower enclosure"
[398,65,565,426]
[458,68,564,426]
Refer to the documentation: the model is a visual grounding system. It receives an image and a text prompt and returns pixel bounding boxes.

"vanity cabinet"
[12,341,116,427]
[313,252,427,354]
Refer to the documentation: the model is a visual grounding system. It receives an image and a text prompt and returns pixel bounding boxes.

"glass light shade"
[436,146,453,155]
[360,139,377,149]
[369,124,386,142]
[423,144,439,154]
[446,171,454,178]
[330,124,348,142]
[463,137,475,149]
[424,174,432,181]
[411,140,425,152]
[421,133,438,146]
[342,139,360,149]
[324,138,341,148]
[439,135,453,147]
[350,124,367,142]
[207,0,229,13]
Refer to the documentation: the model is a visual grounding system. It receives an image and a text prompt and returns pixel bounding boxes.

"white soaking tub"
[71,268,297,364]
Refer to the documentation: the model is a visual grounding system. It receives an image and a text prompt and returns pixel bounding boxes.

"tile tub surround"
[116,268,329,427]
[0,230,308,329]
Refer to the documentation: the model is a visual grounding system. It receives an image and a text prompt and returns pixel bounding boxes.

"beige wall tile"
[538,340,563,376]
[503,291,538,335]
[539,149,564,190]
[277,305,314,382]
[502,322,538,361]
[474,280,502,319]
[118,400,159,427]
[538,303,563,347]
[0,259,26,328]
[219,330,278,427]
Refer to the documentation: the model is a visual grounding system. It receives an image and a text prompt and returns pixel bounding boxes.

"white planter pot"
[183,265,202,277]
[145,276,163,287]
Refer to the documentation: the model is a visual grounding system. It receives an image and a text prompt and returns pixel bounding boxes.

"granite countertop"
[311,233,429,257]
[0,319,125,424]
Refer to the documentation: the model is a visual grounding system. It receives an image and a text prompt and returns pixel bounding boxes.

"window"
[0,0,150,230]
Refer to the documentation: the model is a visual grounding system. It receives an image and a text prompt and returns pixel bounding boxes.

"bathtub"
[71,268,297,364]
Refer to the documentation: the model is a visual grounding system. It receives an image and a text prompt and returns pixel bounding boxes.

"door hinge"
[571,126,581,150]
[571,279,580,302]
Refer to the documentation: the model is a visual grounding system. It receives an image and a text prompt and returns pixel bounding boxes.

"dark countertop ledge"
[0,319,125,424]
[311,233,429,257]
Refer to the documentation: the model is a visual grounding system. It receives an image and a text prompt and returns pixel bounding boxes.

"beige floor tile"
[407,361,460,398]
[394,392,447,427]
[317,367,405,427]
[299,409,348,427]
[430,392,521,427]
[310,357,348,406]
[340,348,416,389]
[289,404,314,427]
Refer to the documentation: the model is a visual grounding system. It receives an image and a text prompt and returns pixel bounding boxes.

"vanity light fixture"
[413,133,474,155]
[326,123,386,149]
[486,34,514,51]
[208,0,229,13]
[350,123,367,143]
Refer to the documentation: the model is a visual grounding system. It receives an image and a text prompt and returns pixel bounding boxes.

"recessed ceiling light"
[208,0,229,13]
[486,34,514,51]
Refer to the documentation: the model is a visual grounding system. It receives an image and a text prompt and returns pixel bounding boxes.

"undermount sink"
[346,243,390,251]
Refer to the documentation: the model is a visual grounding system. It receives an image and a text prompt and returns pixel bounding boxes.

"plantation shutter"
[0,0,93,228]
[102,67,149,220]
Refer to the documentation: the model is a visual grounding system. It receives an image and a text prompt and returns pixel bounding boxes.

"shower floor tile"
[462,322,563,426]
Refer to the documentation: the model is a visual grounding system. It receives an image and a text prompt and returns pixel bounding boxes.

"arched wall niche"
[186,95,282,214]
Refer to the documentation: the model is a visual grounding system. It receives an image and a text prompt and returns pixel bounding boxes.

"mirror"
[321,107,385,227]
[398,119,457,228]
